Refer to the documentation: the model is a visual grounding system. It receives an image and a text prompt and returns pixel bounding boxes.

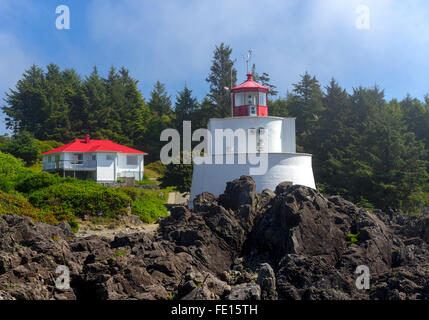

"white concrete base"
[189,152,315,208]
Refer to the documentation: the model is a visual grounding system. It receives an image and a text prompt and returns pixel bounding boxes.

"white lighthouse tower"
[189,72,316,206]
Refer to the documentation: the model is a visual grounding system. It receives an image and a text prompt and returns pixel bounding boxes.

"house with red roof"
[41,135,147,182]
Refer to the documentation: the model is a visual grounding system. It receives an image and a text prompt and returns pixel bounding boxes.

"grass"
[347,232,360,246]
[111,249,128,259]
[135,179,160,186]
[167,292,176,300]
[128,187,173,223]
[144,161,166,180]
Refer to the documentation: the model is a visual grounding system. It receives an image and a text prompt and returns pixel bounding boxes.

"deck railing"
[43,160,97,170]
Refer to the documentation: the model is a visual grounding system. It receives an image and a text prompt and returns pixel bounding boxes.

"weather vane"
[243,49,253,74]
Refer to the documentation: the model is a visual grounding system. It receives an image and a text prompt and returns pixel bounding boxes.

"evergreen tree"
[287,72,324,152]
[268,96,289,117]
[313,79,353,193]
[0,131,39,166]
[80,66,107,137]
[3,64,49,138]
[399,95,429,157]
[148,81,172,117]
[174,85,199,133]
[142,81,174,161]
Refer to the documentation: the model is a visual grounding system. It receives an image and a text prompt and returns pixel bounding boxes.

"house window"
[126,155,137,166]
[72,153,83,164]
[48,156,51,162]
[106,155,114,161]
[91,155,96,161]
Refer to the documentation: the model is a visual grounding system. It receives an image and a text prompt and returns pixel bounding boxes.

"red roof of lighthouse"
[231,73,269,91]
[41,138,147,155]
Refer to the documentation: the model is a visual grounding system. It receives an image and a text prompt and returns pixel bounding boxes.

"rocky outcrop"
[0,175,428,300]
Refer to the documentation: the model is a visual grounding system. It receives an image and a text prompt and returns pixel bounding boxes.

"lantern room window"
[234,93,245,106]
[246,93,257,105]
[259,92,267,106]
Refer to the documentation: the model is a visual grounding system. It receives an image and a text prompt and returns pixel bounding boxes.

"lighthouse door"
[249,106,257,116]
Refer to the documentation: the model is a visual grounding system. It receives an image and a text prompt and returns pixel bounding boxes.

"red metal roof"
[231,73,269,92]
[41,139,147,155]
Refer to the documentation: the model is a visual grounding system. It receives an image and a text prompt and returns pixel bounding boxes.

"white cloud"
[86,0,299,94]
[89,0,429,98]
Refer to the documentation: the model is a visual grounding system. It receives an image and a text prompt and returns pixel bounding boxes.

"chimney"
[85,134,90,144]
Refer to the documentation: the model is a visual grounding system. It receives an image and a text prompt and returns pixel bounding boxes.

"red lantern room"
[231,73,269,117]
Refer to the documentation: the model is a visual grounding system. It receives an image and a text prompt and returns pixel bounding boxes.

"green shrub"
[119,186,140,201]
[347,232,360,246]
[0,152,31,192]
[0,152,26,179]
[28,180,131,219]
[111,249,128,259]
[15,171,60,194]
[0,131,39,166]
[0,190,58,224]
[356,197,374,211]
[160,162,193,193]
[34,139,63,155]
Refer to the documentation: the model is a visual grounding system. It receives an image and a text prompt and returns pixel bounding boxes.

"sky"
[1,0,429,135]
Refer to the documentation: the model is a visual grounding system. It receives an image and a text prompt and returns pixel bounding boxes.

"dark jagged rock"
[179,268,231,300]
[248,185,393,275]
[226,282,261,300]
[219,175,256,210]
[257,263,277,300]
[0,176,428,300]
[276,254,361,300]
[274,181,293,195]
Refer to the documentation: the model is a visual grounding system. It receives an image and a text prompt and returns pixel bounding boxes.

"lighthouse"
[188,72,316,207]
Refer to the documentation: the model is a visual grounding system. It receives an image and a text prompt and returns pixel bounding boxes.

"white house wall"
[117,153,144,181]
[96,152,116,182]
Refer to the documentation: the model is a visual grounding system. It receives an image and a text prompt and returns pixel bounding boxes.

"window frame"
[259,92,267,106]
[234,92,244,107]
[126,155,138,166]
